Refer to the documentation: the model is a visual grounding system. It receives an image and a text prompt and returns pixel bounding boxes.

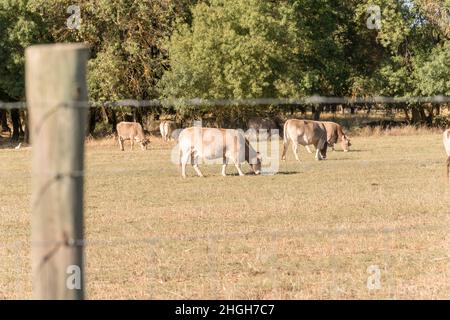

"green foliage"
[159,0,358,119]
[0,0,50,100]
[413,42,450,96]
[31,0,183,101]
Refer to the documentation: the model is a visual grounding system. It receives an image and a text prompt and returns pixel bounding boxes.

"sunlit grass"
[0,132,449,299]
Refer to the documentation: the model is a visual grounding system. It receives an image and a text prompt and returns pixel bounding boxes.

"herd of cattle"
[116,118,450,179]
[116,118,350,178]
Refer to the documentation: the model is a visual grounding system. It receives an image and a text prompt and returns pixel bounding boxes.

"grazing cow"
[160,120,176,141]
[247,117,280,140]
[281,119,328,161]
[116,121,149,151]
[443,129,450,180]
[305,121,351,153]
[178,127,262,178]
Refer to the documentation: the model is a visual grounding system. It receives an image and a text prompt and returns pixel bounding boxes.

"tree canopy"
[0,0,448,133]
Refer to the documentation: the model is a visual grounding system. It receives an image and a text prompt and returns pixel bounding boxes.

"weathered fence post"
[26,44,90,299]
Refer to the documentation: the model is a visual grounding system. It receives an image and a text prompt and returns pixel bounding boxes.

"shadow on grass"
[274,171,300,175]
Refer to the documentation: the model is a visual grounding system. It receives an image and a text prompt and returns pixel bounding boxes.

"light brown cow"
[178,127,262,178]
[281,119,328,161]
[305,121,351,153]
[443,129,450,180]
[116,121,149,151]
[160,120,176,142]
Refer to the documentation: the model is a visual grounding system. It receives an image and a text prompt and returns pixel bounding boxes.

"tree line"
[0,0,449,141]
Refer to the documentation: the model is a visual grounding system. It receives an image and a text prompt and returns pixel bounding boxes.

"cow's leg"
[321,143,328,159]
[281,138,289,161]
[230,158,245,176]
[118,137,124,151]
[305,145,313,153]
[193,164,203,177]
[222,157,227,177]
[181,151,190,179]
[315,148,322,161]
[292,142,300,161]
[191,151,203,177]
[130,138,134,151]
[235,164,245,176]
[221,164,227,176]
[315,139,327,160]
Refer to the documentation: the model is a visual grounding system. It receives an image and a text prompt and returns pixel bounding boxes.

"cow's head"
[244,138,262,175]
[249,152,262,175]
[140,138,150,150]
[341,135,351,152]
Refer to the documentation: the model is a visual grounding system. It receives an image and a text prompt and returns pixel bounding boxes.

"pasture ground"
[0,131,449,299]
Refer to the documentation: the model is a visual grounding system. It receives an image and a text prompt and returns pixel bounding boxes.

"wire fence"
[1,95,450,110]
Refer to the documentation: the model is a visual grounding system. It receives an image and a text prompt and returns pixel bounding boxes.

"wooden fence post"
[26,43,90,300]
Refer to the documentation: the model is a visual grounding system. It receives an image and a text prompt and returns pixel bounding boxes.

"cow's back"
[285,119,314,136]
[179,127,246,160]
[117,121,143,138]
[285,119,326,143]
[322,121,340,143]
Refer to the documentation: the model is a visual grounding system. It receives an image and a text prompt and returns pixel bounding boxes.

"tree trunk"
[1,109,9,132]
[101,106,117,134]
[403,106,410,123]
[411,106,425,124]
[87,107,97,136]
[10,108,21,142]
[313,105,322,120]
[133,107,143,125]
[331,105,337,114]
[434,105,440,116]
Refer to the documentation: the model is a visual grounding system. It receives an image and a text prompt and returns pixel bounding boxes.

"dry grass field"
[0,128,449,299]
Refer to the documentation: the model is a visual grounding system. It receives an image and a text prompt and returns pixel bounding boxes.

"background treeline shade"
[0,0,449,140]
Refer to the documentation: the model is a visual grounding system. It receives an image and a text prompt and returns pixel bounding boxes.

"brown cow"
[281,119,328,161]
[178,127,262,178]
[305,121,351,153]
[116,122,149,151]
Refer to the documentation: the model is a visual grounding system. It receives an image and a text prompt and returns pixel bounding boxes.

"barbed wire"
[1,95,449,110]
